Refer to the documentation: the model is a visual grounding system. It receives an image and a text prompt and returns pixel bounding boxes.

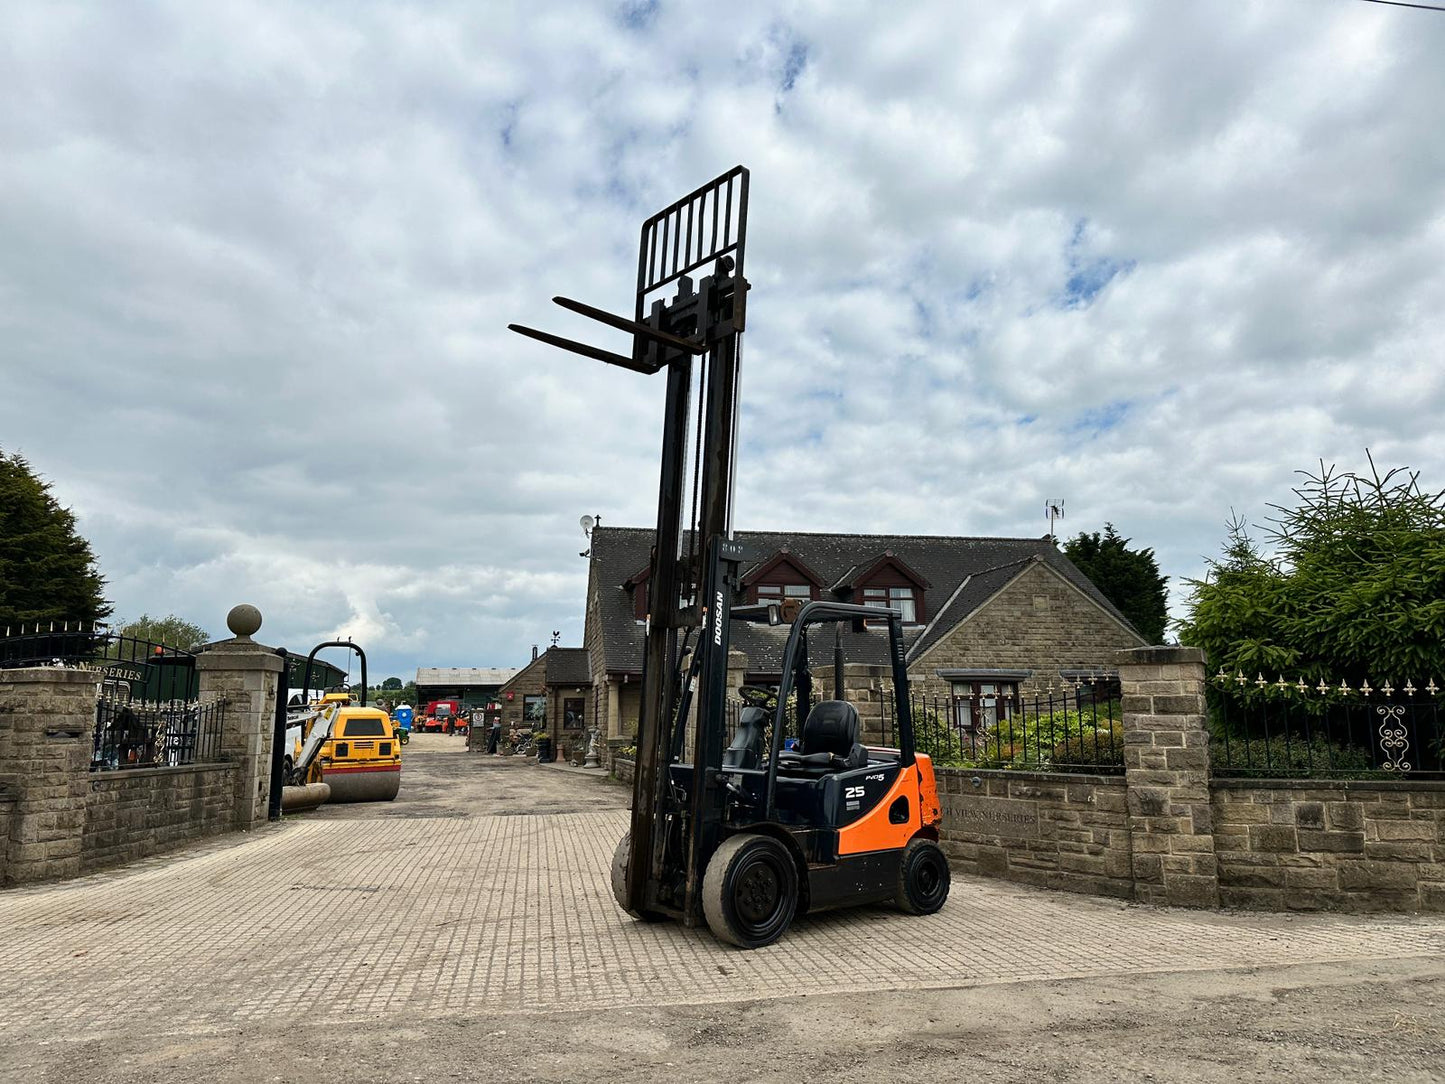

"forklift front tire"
[610,833,666,923]
[895,837,950,915]
[702,833,798,949]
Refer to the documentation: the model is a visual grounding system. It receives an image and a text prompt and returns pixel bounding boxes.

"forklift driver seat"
[779,701,869,772]
[723,706,766,770]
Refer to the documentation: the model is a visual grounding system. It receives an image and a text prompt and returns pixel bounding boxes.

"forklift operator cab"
[624,600,950,950]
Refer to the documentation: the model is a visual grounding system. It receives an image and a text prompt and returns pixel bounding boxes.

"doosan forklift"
[511,166,950,948]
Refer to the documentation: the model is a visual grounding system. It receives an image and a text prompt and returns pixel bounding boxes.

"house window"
[522,695,546,726]
[950,681,1018,732]
[756,583,813,603]
[563,697,584,730]
[862,585,916,623]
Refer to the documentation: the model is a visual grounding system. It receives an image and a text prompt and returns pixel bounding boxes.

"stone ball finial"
[226,604,263,641]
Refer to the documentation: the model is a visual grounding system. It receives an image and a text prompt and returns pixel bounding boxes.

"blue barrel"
[394,705,414,730]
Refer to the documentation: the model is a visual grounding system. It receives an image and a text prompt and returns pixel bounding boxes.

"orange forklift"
[510,166,949,948]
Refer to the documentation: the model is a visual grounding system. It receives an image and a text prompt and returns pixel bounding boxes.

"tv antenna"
[1046,499,1065,541]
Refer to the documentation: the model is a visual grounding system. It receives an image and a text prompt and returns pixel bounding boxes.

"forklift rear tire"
[610,833,665,923]
[702,833,798,949]
[895,837,950,915]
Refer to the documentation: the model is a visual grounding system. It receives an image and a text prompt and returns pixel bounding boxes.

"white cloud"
[3,0,1444,675]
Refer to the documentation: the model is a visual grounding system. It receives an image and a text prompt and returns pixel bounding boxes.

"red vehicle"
[420,699,461,733]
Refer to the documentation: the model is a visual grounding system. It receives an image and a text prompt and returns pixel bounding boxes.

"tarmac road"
[0,735,1441,1083]
[308,730,630,819]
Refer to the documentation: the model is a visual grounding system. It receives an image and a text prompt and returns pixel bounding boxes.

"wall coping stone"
[1212,777,1445,795]
[0,667,102,686]
[934,766,1127,787]
[196,643,284,672]
[90,763,237,784]
[1116,646,1205,666]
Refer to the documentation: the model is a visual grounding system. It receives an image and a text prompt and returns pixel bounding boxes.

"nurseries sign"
[949,794,1041,840]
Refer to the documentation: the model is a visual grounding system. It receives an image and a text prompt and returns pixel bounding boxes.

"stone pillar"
[843,663,890,744]
[196,606,283,832]
[607,681,621,739]
[0,667,96,885]
[1117,646,1219,908]
[726,649,747,700]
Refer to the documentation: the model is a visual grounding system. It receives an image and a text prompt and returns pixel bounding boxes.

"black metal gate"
[0,622,225,770]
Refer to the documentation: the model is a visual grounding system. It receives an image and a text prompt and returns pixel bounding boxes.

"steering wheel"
[738,685,776,708]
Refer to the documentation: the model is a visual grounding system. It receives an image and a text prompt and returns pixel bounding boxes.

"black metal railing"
[1209,680,1444,779]
[1,622,201,701]
[92,696,225,770]
[877,687,1125,773]
[3,622,225,771]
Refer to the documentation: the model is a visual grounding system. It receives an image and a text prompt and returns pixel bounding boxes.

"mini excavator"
[510,167,948,948]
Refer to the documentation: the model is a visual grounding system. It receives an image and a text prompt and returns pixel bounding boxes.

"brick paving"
[1,753,1443,1044]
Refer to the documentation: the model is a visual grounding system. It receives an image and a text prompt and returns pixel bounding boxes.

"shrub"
[917,701,1124,772]
[1208,725,1378,777]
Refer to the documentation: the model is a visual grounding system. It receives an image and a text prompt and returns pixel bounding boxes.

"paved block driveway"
[2,736,1443,1045]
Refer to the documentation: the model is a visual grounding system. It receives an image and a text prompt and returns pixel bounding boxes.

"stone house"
[497,646,593,758]
[583,526,1147,745]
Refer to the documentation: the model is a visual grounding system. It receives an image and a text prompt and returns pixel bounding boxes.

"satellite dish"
[580,514,596,537]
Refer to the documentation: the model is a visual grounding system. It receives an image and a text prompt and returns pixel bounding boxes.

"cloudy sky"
[3,0,1443,681]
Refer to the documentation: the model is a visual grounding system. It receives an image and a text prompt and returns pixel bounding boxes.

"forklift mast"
[510,167,751,923]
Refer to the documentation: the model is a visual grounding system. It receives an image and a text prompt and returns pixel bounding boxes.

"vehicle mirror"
[780,598,803,623]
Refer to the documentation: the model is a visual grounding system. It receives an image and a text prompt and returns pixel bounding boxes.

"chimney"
[531,644,539,661]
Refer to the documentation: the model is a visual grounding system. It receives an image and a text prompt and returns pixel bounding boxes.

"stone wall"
[936,767,1133,898]
[1213,780,1445,912]
[1,618,285,885]
[83,764,237,872]
[909,560,1145,698]
[0,667,95,885]
[499,655,547,732]
[925,646,1444,914]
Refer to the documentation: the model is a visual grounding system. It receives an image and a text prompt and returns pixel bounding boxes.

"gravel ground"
[8,958,1442,1083]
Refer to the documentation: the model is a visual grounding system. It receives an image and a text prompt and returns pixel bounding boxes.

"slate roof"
[542,647,592,686]
[587,526,1138,677]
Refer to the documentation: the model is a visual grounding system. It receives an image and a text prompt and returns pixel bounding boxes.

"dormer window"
[835,550,929,625]
[743,549,824,606]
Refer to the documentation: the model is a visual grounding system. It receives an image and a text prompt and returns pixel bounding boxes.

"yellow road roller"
[288,641,402,803]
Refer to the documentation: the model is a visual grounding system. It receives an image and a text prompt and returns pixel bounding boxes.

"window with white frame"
[861,584,917,623]
[756,583,813,603]
[950,680,1019,731]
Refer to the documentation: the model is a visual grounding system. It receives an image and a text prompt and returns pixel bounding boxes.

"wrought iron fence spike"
[1235,669,1246,686]
[1381,680,1394,697]
[1316,678,1329,694]
[1404,679,1416,696]
[1360,679,1372,697]
[1295,677,1307,693]
[1340,679,1351,694]
[1428,679,1439,696]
